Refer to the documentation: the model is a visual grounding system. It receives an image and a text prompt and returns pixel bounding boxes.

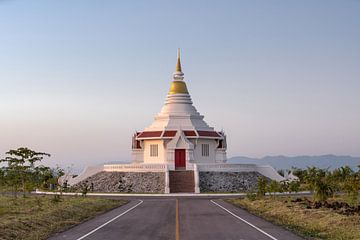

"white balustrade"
[197,163,257,172]
[104,163,167,172]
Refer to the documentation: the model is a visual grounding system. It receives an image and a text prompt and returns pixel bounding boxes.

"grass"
[0,194,127,240]
[226,196,360,240]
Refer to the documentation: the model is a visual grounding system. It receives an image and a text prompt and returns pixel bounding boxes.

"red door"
[175,149,186,170]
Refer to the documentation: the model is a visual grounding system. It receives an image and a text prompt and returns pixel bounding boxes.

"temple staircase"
[169,170,195,193]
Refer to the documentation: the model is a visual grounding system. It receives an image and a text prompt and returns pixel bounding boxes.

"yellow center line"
[176,198,180,240]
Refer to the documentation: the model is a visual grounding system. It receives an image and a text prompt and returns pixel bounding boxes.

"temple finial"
[176,48,182,72]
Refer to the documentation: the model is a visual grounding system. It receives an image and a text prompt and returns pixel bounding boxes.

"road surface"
[48,198,304,240]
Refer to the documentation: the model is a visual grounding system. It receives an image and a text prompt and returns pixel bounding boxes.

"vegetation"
[227,196,360,240]
[231,165,360,239]
[254,165,360,203]
[0,147,128,239]
[256,176,267,198]
[0,195,127,240]
[0,147,65,197]
[267,180,283,197]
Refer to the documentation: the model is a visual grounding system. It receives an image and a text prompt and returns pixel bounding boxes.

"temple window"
[201,144,209,157]
[150,144,158,157]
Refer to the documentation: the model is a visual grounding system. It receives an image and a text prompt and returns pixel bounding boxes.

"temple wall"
[143,139,166,164]
[193,139,217,163]
[199,171,265,193]
[71,172,165,193]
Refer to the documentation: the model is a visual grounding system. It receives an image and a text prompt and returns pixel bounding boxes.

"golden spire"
[169,48,188,95]
[176,48,182,72]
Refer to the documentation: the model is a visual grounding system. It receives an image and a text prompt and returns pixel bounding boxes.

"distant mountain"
[228,155,360,170]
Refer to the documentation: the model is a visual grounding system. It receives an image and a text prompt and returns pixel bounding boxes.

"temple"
[63,50,289,194]
[131,49,227,169]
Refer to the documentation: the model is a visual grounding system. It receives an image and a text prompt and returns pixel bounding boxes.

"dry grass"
[0,195,127,240]
[226,196,360,240]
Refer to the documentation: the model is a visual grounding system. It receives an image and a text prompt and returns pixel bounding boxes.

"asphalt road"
[48,198,304,240]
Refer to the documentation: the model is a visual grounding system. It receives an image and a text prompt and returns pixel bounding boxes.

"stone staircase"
[169,170,195,193]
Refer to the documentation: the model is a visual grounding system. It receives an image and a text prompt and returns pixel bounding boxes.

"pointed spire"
[172,48,184,81]
[176,48,182,72]
[170,49,188,94]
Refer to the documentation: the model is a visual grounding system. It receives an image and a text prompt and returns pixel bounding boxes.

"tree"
[330,166,353,192]
[288,180,300,194]
[343,174,360,206]
[304,167,334,202]
[0,167,6,190]
[0,147,50,197]
[292,167,307,183]
[267,180,282,197]
[257,176,267,198]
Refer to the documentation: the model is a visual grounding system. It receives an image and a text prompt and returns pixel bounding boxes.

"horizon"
[1,1,360,170]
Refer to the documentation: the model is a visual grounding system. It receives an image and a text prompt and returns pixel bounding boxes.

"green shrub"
[257,176,267,198]
[246,192,257,201]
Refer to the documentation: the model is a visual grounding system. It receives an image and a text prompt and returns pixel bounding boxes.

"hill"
[228,155,360,170]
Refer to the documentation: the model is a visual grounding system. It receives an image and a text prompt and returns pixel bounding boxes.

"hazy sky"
[1,0,360,170]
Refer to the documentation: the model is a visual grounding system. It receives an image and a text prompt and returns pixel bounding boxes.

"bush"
[257,176,267,198]
[267,180,282,197]
[288,180,300,193]
[343,174,360,206]
[51,194,61,203]
[246,192,257,201]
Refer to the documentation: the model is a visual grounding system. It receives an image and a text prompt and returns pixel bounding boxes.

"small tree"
[257,176,267,198]
[0,147,50,197]
[304,167,334,202]
[330,166,353,192]
[314,178,334,202]
[267,180,282,198]
[280,180,289,193]
[343,173,360,206]
[0,167,6,191]
[288,180,300,194]
[292,167,307,183]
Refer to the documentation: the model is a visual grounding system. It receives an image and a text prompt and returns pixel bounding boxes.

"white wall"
[132,149,144,163]
[143,140,166,164]
[193,139,217,163]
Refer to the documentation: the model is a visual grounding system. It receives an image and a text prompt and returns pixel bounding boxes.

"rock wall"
[72,172,165,193]
[199,171,264,193]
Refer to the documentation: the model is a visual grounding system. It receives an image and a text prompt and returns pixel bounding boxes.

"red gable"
[183,130,197,137]
[163,131,177,137]
[137,131,162,138]
[197,131,221,137]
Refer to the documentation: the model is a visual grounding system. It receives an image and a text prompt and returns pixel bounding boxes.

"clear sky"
[1,0,360,170]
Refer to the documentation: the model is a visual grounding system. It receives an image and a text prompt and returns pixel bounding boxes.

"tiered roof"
[136,49,224,141]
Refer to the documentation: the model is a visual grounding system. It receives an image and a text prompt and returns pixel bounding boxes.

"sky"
[1,0,360,170]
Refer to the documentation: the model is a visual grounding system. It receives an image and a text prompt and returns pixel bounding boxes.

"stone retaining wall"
[199,171,263,192]
[72,172,165,193]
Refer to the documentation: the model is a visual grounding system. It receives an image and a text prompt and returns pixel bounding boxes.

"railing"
[67,162,285,187]
[104,163,167,172]
[196,163,258,172]
[196,163,285,181]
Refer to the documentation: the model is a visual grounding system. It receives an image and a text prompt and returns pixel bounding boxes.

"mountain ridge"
[228,155,360,170]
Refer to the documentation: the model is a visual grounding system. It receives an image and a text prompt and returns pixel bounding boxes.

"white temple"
[63,50,288,193]
[131,49,227,169]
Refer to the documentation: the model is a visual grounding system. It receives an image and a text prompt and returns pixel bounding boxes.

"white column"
[165,164,170,194]
[194,164,200,193]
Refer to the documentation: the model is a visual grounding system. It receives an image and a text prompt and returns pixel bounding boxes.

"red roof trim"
[163,131,177,137]
[197,131,221,137]
[137,131,163,138]
[184,130,197,137]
